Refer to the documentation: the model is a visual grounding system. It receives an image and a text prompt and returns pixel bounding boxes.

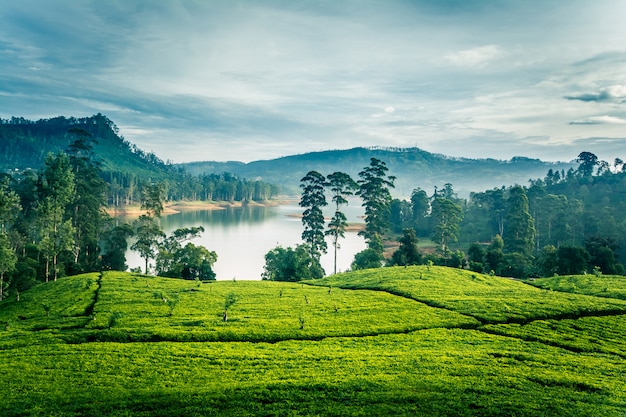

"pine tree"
[299,171,328,263]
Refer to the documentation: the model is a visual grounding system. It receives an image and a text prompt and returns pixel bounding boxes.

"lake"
[124,202,367,280]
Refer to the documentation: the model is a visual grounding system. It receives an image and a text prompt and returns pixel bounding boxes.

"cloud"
[569,116,626,125]
[565,84,626,102]
[444,45,503,68]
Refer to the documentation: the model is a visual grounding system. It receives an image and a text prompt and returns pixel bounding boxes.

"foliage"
[430,197,463,255]
[503,185,535,255]
[351,248,385,270]
[325,171,358,274]
[356,157,395,249]
[100,222,134,271]
[130,215,165,274]
[0,115,279,205]
[389,228,421,266]
[262,244,325,281]
[299,171,328,261]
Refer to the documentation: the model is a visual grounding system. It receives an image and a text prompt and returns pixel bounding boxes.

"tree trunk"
[333,239,338,275]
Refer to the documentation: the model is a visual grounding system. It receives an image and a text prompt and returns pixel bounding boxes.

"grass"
[309,266,626,323]
[528,274,626,300]
[1,267,626,416]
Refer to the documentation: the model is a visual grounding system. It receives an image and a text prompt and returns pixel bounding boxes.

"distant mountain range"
[1,114,576,198]
[178,147,576,197]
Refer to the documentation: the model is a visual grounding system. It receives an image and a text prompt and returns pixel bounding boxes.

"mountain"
[0,114,176,180]
[180,147,576,197]
[1,114,576,198]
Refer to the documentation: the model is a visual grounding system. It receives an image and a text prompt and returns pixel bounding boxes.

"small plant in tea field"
[108,311,122,328]
[223,292,238,322]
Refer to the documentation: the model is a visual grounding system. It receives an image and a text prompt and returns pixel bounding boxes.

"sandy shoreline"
[105,199,295,217]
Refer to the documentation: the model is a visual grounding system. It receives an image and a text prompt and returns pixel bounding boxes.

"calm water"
[124,202,366,280]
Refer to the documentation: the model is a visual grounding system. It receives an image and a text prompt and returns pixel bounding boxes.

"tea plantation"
[1,266,626,416]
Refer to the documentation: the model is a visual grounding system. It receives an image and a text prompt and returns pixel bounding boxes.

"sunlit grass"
[1,268,626,416]
[310,266,626,323]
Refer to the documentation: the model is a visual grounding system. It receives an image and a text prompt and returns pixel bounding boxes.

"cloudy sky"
[2,0,626,163]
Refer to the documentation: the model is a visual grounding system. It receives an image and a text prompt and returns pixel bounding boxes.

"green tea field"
[1,266,626,416]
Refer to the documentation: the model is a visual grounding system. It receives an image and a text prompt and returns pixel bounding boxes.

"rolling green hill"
[1,267,626,416]
[180,147,576,197]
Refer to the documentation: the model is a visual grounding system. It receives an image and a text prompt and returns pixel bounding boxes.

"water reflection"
[124,203,366,280]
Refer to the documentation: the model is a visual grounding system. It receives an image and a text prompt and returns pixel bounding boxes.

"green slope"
[1,267,626,416]
[0,114,175,180]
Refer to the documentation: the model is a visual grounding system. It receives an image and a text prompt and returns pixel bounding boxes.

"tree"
[0,232,17,300]
[410,188,430,236]
[178,243,217,281]
[356,158,395,250]
[467,242,487,273]
[155,226,213,278]
[486,235,505,275]
[131,215,165,274]
[100,223,134,271]
[141,182,166,218]
[299,171,328,262]
[0,177,20,233]
[389,199,412,233]
[223,292,238,322]
[389,228,421,266]
[131,181,167,274]
[262,244,324,281]
[325,171,358,274]
[430,197,463,255]
[576,151,598,177]
[557,246,590,275]
[36,153,76,282]
[351,248,384,270]
[584,236,624,275]
[66,132,109,271]
[538,245,559,277]
[503,186,535,255]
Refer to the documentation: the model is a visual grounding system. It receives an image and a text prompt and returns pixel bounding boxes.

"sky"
[2,0,626,164]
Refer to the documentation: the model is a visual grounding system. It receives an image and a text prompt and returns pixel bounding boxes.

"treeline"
[263,152,626,281]
[0,126,271,299]
[0,114,279,206]
[388,151,626,278]
[105,170,279,206]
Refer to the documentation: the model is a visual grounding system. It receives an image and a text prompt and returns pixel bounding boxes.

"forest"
[0,128,270,299]
[1,115,625,300]
[265,152,626,282]
[385,151,626,278]
[0,115,279,205]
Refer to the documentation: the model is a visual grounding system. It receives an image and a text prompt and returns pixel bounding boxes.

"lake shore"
[106,199,297,217]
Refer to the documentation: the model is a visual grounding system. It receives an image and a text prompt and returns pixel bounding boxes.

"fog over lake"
[124,202,366,280]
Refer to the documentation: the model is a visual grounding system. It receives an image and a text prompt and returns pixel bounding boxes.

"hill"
[1,267,626,416]
[0,115,279,203]
[0,114,174,179]
[180,147,576,197]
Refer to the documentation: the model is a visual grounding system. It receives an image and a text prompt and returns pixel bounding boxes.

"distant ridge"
[0,114,576,197]
[179,146,575,197]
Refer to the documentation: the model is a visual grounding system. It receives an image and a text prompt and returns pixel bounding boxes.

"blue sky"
[2,0,626,163]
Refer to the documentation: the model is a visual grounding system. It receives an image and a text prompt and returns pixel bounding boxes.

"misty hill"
[0,114,176,180]
[180,147,576,197]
